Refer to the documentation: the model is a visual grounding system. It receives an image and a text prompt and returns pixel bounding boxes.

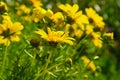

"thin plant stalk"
[34,47,55,80]
[0,45,8,77]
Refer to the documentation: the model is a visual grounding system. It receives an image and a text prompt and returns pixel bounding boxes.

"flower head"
[30,0,43,7]
[85,8,105,30]
[31,7,53,22]
[16,4,31,15]
[85,24,94,35]
[58,4,82,20]
[91,32,102,48]
[50,12,64,24]
[35,27,75,45]
[103,32,114,39]
[0,1,8,15]
[81,56,96,71]
[59,4,89,28]
[65,23,84,38]
[0,16,24,46]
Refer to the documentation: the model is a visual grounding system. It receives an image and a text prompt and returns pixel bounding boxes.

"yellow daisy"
[0,16,24,46]
[81,56,96,71]
[35,27,75,45]
[16,4,31,15]
[50,12,64,24]
[65,23,84,38]
[30,0,43,7]
[58,4,82,20]
[91,32,102,48]
[0,1,8,15]
[85,8,105,30]
[59,4,89,29]
[31,7,53,22]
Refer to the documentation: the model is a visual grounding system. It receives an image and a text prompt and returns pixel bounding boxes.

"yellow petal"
[67,37,75,41]
[47,27,52,34]
[10,35,20,41]
[72,4,79,13]
[0,36,4,44]
[104,32,114,39]
[74,11,82,19]
[4,38,10,46]
[10,22,24,34]
[58,4,67,12]
[35,29,48,39]
[81,56,96,71]
[63,39,74,45]
[45,9,53,18]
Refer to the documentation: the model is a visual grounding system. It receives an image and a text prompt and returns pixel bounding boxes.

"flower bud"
[30,38,40,48]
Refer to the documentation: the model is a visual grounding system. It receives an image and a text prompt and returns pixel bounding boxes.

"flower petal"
[35,29,48,39]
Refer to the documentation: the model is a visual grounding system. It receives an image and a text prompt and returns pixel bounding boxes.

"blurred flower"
[35,27,75,45]
[75,14,89,30]
[59,4,89,29]
[0,16,24,46]
[103,32,114,39]
[58,4,82,21]
[31,7,53,22]
[91,32,102,48]
[50,12,64,24]
[85,8,105,30]
[30,0,43,7]
[65,23,83,38]
[81,56,96,71]
[0,1,8,15]
[16,4,31,15]
[85,24,94,35]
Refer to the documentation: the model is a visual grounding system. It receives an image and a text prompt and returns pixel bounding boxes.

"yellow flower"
[30,0,43,7]
[58,4,82,20]
[0,16,24,46]
[50,12,64,24]
[91,32,102,48]
[65,24,84,38]
[35,27,75,45]
[23,15,32,22]
[59,4,89,29]
[16,4,31,15]
[81,56,96,71]
[103,32,114,39]
[75,14,89,30]
[85,24,94,35]
[85,8,105,30]
[31,7,53,22]
[0,1,8,15]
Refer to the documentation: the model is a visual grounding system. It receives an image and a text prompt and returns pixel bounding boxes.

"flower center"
[2,29,10,38]
[1,29,14,39]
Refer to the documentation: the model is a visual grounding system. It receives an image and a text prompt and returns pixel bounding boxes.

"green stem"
[34,49,53,80]
[31,48,37,67]
[0,46,8,76]
[72,35,88,57]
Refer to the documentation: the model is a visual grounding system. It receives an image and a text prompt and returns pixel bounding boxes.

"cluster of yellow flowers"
[58,4,113,48]
[0,1,113,48]
[30,3,113,48]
